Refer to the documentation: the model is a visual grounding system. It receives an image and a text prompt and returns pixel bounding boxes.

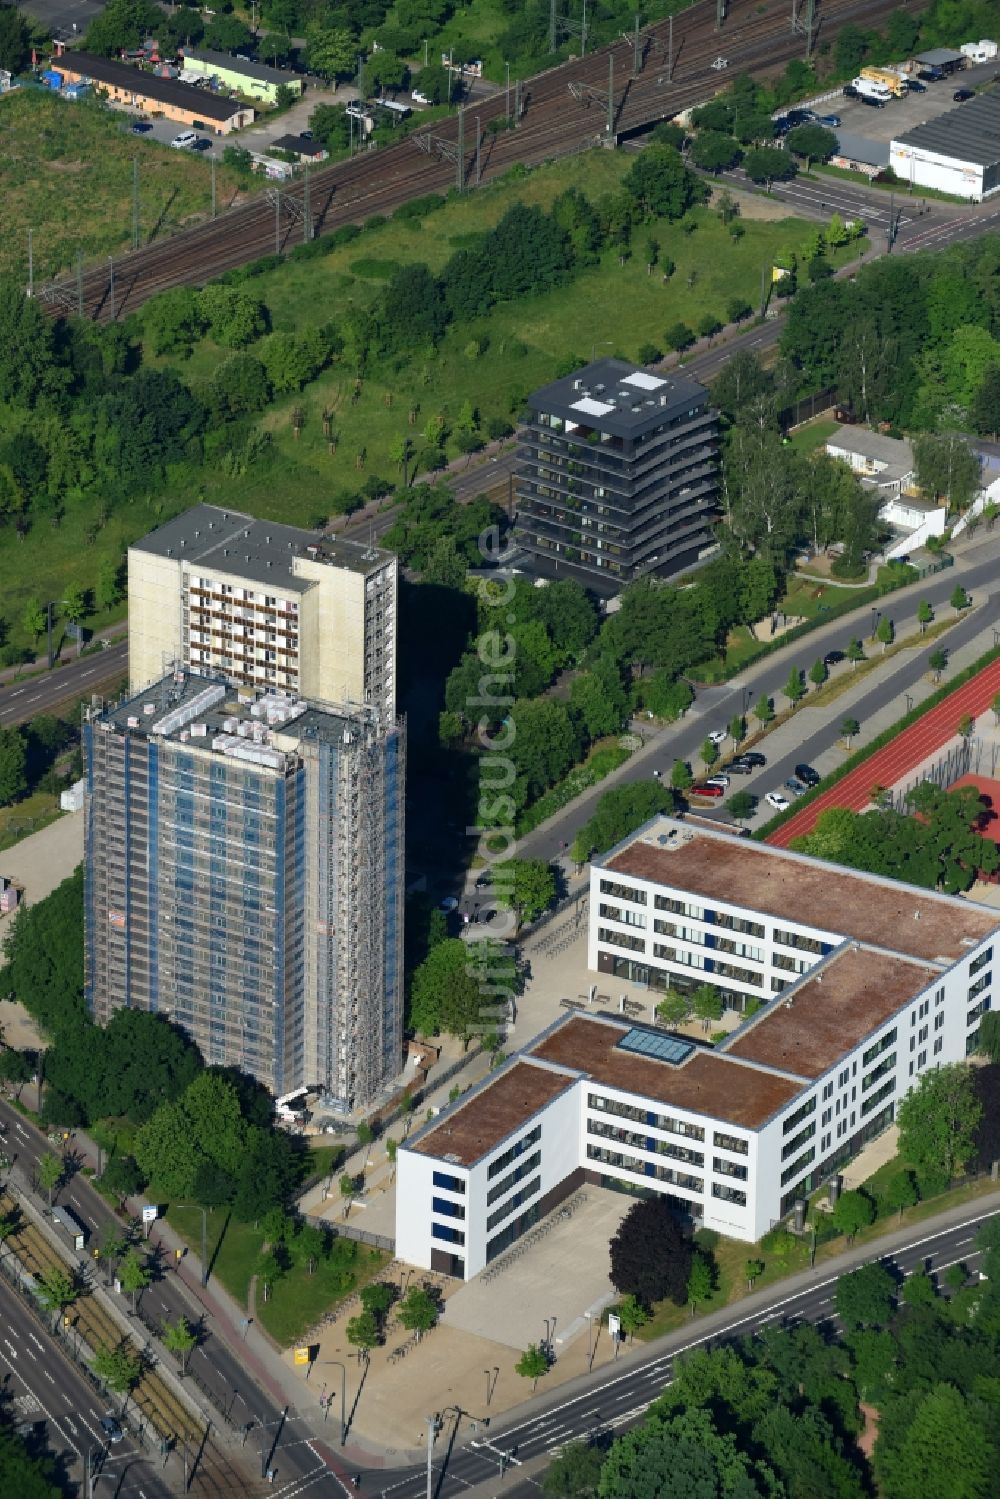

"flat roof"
[893,87,1000,169]
[131,503,392,590]
[530,1015,802,1130]
[603,821,997,963]
[915,47,965,65]
[527,357,709,439]
[55,51,243,121]
[725,946,937,1079]
[182,45,299,85]
[833,130,890,167]
[272,133,326,156]
[826,425,913,467]
[409,1061,576,1167]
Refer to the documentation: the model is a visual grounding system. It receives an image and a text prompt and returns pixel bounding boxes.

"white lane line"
[499,1208,997,1442]
[0,1337,81,1459]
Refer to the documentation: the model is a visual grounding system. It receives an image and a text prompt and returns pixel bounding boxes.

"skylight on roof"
[622,372,666,391]
[571,397,615,417]
[617,1029,694,1064]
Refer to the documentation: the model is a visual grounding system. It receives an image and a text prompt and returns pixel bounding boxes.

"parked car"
[130,119,152,133]
[726,761,753,776]
[192,138,212,151]
[100,1416,124,1445]
[905,79,926,92]
[824,649,845,666]
[784,777,808,797]
[794,763,821,787]
[707,728,728,746]
[765,790,790,811]
[411,88,430,104]
[691,782,725,798]
[954,87,976,101]
[170,130,198,149]
[858,94,885,108]
[475,870,492,890]
[705,774,730,788]
[814,112,841,126]
[739,751,767,768]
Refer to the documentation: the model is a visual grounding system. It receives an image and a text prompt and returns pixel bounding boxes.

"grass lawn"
[807,163,967,205]
[0,89,249,281]
[5,146,828,651]
[147,153,825,527]
[785,416,839,454]
[164,1201,387,1345]
[782,576,863,619]
[0,791,62,854]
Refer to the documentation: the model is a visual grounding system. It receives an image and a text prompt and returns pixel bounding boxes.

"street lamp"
[321,1360,347,1445]
[505,60,510,119]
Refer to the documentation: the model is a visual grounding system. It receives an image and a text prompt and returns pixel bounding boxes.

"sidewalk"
[453,1186,1000,1497]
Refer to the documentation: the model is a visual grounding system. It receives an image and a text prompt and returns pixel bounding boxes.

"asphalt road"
[507,536,1000,865]
[0,1100,344,1496]
[370,1202,998,1499]
[0,1271,171,1499]
[0,641,128,727]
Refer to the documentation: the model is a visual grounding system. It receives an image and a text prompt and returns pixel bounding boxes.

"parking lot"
[829,57,999,145]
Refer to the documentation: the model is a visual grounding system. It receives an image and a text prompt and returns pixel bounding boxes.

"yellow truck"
[860,66,908,96]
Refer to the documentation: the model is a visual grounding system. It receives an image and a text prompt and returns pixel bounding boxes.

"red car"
[690,783,724,798]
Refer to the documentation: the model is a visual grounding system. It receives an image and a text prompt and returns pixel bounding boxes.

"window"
[713,1156,748,1181]
[822,1081,833,1101]
[432,1197,465,1220]
[588,1118,704,1167]
[781,1148,815,1187]
[862,1053,895,1093]
[586,1143,703,1195]
[862,1028,897,1067]
[486,1177,540,1233]
[589,1093,705,1141]
[774,928,827,956]
[711,1182,747,1206]
[782,1122,816,1160]
[862,1078,895,1116]
[487,1125,541,1181]
[486,1151,541,1206]
[599,903,647,929]
[432,1222,465,1246]
[782,1096,816,1134]
[600,879,646,905]
[969,972,991,1001]
[599,926,645,953]
[713,1132,749,1157]
[714,912,765,939]
[933,1037,943,1055]
[971,947,993,977]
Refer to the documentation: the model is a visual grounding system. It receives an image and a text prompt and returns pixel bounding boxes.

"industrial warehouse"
[891,86,1000,200]
[396,817,997,1277]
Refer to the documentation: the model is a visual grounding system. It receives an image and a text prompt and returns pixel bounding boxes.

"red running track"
[766,657,1000,848]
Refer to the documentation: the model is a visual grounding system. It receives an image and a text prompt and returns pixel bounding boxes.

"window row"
[588,1092,705,1141]
[487,1125,542,1181]
[588,1117,704,1167]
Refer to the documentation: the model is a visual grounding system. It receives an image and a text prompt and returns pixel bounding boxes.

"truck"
[850,75,894,104]
[860,66,907,96]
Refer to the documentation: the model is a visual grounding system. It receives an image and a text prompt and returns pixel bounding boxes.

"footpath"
[455,1187,1000,1497]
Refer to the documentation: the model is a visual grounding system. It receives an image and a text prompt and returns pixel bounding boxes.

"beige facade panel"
[128,549,183,691]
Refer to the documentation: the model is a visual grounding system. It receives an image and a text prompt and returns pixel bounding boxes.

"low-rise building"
[50,49,253,132]
[825,425,915,494]
[270,133,329,163]
[396,816,996,1276]
[180,47,303,105]
[890,88,1000,202]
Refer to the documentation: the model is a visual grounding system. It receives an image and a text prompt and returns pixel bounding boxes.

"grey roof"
[915,47,965,65]
[182,46,300,86]
[103,670,362,750]
[271,133,326,156]
[826,425,914,468]
[131,503,391,591]
[892,87,1000,168]
[54,51,245,121]
[528,358,709,439]
[833,129,890,167]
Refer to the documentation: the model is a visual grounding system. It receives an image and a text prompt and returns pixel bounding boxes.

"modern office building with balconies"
[514,358,719,585]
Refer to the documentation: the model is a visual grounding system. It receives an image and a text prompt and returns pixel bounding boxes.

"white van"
[170,130,198,149]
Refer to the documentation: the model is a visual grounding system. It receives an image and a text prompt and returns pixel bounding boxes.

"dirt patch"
[708,185,795,222]
[47,160,87,173]
[857,1401,881,1459]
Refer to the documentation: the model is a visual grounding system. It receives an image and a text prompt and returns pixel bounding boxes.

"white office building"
[395,817,997,1279]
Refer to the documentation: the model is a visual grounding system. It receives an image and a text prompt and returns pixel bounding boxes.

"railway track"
[2,1193,267,1496]
[39,0,913,320]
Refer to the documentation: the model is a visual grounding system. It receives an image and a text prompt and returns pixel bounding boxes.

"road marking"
[3,1338,18,1358]
[499,1208,998,1443]
[9,689,24,697]
[0,1333,82,1459]
[28,1333,45,1352]
[43,1370,55,1384]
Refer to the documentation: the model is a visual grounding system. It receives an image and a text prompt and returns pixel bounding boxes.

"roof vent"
[914,910,921,920]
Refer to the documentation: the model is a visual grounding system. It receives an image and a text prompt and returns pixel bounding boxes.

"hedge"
[754,642,1000,840]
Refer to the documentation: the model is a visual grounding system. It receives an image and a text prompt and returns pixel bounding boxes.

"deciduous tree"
[609,1197,692,1308]
[897,1063,982,1180]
